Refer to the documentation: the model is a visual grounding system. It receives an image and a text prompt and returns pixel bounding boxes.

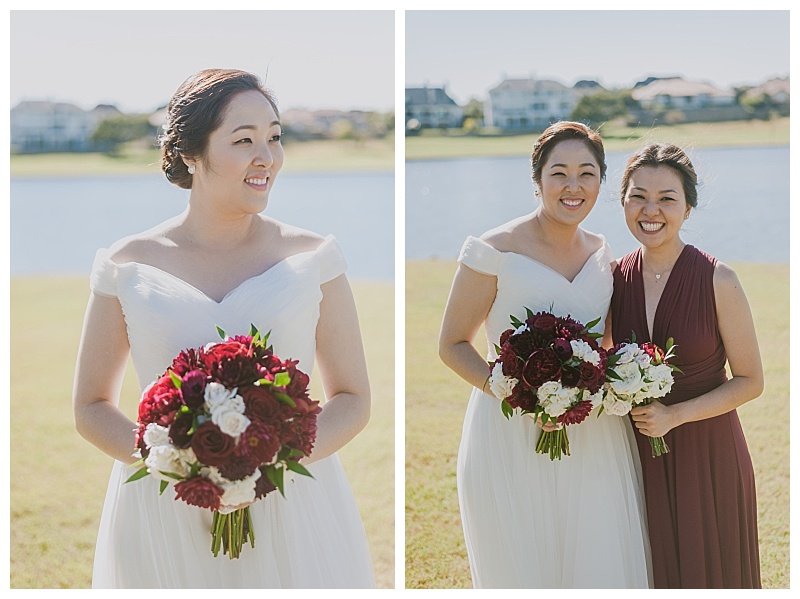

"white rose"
[569,339,601,366]
[587,389,604,409]
[614,343,640,365]
[219,469,261,509]
[610,361,644,396]
[212,409,251,438]
[489,362,518,400]
[603,395,633,416]
[536,380,562,401]
[634,352,653,368]
[142,423,170,448]
[204,382,235,410]
[145,445,190,481]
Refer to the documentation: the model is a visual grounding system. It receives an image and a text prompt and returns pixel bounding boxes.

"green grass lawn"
[10,135,395,178]
[405,117,789,161]
[10,276,394,589]
[405,260,789,589]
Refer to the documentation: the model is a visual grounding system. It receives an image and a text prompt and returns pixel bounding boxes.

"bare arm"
[72,293,138,463]
[305,274,371,464]
[438,263,497,393]
[631,263,764,436]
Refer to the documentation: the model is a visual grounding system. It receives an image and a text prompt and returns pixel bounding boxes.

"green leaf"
[274,392,296,408]
[249,323,259,337]
[253,377,273,387]
[215,325,226,340]
[274,372,291,387]
[285,460,313,478]
[606,354,621,367]
[124,465,150,484]
[266,466,285,497]
[168,369,182,390]
[630,330,638,343]
[501,399,513,420]
[525,306,534,320]
[493,344,501,354]
[159,480,169,495]
[583,315,602,332]
[606,369,623,381]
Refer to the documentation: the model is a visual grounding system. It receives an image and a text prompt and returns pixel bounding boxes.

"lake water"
[406,146,789,264]
[11,171,395,280]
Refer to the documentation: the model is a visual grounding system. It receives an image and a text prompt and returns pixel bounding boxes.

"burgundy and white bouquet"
[126,324,319,558]
[602,336,680,457]
[488,308,607,460]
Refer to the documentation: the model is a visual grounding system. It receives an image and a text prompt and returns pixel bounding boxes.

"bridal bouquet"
[601,336,680,457]
[488,308,607,460]
[126,324,319,558]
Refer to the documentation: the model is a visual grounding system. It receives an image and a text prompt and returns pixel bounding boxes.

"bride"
[439,121,651,588]
[72,69,375,588]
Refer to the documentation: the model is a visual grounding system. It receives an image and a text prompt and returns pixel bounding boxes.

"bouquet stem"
[649,435,670,457]
[211,507,255,559]
[535,427,570,460]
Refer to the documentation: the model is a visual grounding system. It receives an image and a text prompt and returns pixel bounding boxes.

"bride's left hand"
[630,401,678,437]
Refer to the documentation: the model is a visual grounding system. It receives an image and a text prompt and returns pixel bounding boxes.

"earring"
[188,165,195,175]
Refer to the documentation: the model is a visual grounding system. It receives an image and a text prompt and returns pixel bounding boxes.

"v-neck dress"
[455,235,651,588]
[611,245,760,588]
[88,235,375,589]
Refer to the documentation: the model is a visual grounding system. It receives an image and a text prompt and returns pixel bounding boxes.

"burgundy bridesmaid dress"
[611,245,761,588]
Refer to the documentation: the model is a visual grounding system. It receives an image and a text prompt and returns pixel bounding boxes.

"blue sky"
[10,10,395,113]
[406,10,790,104]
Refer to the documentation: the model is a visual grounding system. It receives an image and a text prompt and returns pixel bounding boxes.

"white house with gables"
[485,78,578,131]
[631,78,736,110]
[11,101,121,153]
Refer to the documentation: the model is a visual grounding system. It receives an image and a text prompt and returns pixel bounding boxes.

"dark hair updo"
[620,143,698,208]
[530,121,607,187]
[159,68,279,189]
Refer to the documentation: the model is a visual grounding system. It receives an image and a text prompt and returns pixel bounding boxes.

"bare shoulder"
[105,218,182,265]
[713,260,744,295]
[581,228,606,253]
[480,214,531,252]
[269,218,327,256]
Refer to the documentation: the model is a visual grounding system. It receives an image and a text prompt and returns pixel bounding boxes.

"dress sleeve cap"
[89,248,119,298]
[318,235,348,284]
[457,236,501,276]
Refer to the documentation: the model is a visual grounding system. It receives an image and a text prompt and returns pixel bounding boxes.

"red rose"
[505,385,537,412]
[174,476,223,510]
[240,386,282,424]
[499,342,522,378]
[508,329,536,358]
[578,362,604,394]
[561,366,581,387]
[530,313,557,332]
[522,348,562,389]
[191,421,236,467]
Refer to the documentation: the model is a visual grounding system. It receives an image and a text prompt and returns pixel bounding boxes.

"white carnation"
[489,362,518,400]
[587,388,605,409]
[142,423,170,448]
[219,469,261,510]
[145,445,190,481]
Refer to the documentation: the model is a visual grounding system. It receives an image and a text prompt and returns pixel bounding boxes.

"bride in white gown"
[439,122,651,588]
[73,69,374,588]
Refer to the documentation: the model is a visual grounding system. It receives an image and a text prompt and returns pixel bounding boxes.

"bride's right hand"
[526,412,560,432]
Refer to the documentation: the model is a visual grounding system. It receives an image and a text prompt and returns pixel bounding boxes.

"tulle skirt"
[92,453,374,588]
[457,388,652,588]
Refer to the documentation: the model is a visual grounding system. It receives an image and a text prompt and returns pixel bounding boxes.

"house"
[485,78,577,131]
[405,86,463,130]
[742,77,790,115]
[630,77,747,122]
[10,100,122,153]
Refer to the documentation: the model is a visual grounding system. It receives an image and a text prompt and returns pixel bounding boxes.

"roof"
[632,78,734,101]
[405,87,459,107]
[743,77,790,100]
[489,78,569,94]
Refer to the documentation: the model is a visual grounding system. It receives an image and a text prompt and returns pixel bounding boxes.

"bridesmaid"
[610,143,763,588]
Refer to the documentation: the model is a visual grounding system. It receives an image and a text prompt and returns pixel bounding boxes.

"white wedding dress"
[88,235,375,589]
[456,235,652,589]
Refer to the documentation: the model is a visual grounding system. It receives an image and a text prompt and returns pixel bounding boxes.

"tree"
[91,114,154,155]
[463,97,484,124]
[570,90,635,128]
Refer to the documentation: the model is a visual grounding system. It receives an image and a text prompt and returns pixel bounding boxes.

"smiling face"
[538,138,601,226]
[186,89,284,214]
[623,165,691,250]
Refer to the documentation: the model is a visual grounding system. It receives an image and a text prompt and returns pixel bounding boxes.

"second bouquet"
[488,309,607,460]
